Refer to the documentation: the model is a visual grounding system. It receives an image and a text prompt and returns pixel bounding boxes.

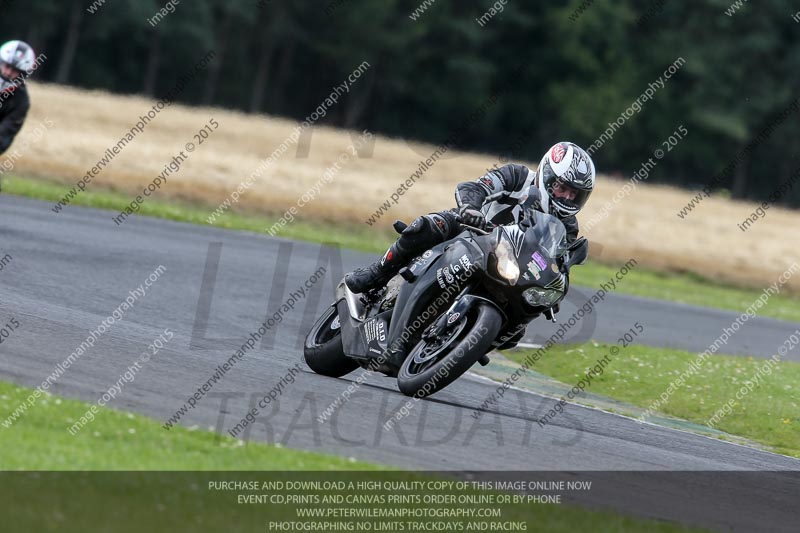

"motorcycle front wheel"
[397,303,502,398]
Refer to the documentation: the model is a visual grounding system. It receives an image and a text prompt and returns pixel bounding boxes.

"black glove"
[392,220,408,234]
[457,206,487,230]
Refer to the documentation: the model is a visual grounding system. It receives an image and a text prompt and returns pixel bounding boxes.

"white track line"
[464,371,800,465]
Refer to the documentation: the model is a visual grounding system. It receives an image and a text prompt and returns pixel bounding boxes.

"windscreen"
[524,211,568,259]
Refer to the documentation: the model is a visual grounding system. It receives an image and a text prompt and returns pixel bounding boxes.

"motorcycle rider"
[0,40,35,156]
[0,39,36,194]
[345,142,595,355]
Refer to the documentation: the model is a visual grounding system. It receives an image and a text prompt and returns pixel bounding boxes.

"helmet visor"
[541,161,591,213]
[0,61,21,81]
[550,178,590,211]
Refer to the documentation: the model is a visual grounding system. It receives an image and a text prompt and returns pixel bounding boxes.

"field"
[1,82,794,530]
[6,174,800,321]
[8,82,800,294]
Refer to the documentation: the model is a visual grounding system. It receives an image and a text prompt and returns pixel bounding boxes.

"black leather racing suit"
[455,163,579,239]
[390,163,580,349]
[0,81,30,192]
[396,163,579,264]
[0,82,30,155]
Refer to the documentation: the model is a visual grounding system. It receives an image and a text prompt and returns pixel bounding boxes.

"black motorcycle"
[304,210,588,397]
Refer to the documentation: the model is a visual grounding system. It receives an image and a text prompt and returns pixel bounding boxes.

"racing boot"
[344,241,410,294]
[345,212,457,294]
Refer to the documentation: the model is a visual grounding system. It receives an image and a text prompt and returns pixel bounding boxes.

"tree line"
[2,0,799,205]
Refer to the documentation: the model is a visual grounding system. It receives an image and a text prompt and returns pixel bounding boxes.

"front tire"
[397,303,503,397]
[304,305,358,377]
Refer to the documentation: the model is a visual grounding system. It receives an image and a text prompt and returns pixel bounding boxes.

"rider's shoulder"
[2,83,29,110]
[498,162,532,176]
[493,163,532,189]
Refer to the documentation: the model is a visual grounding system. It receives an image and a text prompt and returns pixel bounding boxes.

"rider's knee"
[401,215,427,235]
[398,211,460,253]
[416,212,459,239]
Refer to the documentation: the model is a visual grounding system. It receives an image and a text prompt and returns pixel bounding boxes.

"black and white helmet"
[0,40,36,76]
[535,142,595,217]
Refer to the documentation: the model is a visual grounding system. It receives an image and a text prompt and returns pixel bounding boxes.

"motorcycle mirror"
[566,237,589,267]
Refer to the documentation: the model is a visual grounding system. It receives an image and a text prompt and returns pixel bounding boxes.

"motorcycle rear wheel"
[304,305,358,377]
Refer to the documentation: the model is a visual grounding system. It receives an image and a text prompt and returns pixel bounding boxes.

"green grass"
[0,380,703,532]
[0,380,374,470]
[573,263,800,323]
[505,343,800,458]
[11,174,388,254]
[6,173,800,322]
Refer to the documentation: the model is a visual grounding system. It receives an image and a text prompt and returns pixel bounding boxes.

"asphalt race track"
[1,195,799,531]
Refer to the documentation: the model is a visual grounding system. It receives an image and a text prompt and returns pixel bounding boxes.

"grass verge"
[5,173,800,322]
[0,379,702,532]
[504,343,800,458]
[0,380,374,470]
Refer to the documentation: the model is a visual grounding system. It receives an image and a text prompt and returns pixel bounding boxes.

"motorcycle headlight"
[523,286,563,307]
[494,233,520,285]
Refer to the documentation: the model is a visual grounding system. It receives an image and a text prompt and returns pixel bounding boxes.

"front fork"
[421,292,507,366]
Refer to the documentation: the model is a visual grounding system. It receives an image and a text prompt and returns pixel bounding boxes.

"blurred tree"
[54,0,84,84]
[0,0,797,205]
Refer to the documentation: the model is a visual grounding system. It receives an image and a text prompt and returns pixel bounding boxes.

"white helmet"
[535,141,595,217]
[0,40,37,75]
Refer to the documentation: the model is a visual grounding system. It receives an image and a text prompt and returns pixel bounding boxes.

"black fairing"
[484,212,569,322]
[337,298,392,361]
[384,233,488,356]
[334,211,572,366]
